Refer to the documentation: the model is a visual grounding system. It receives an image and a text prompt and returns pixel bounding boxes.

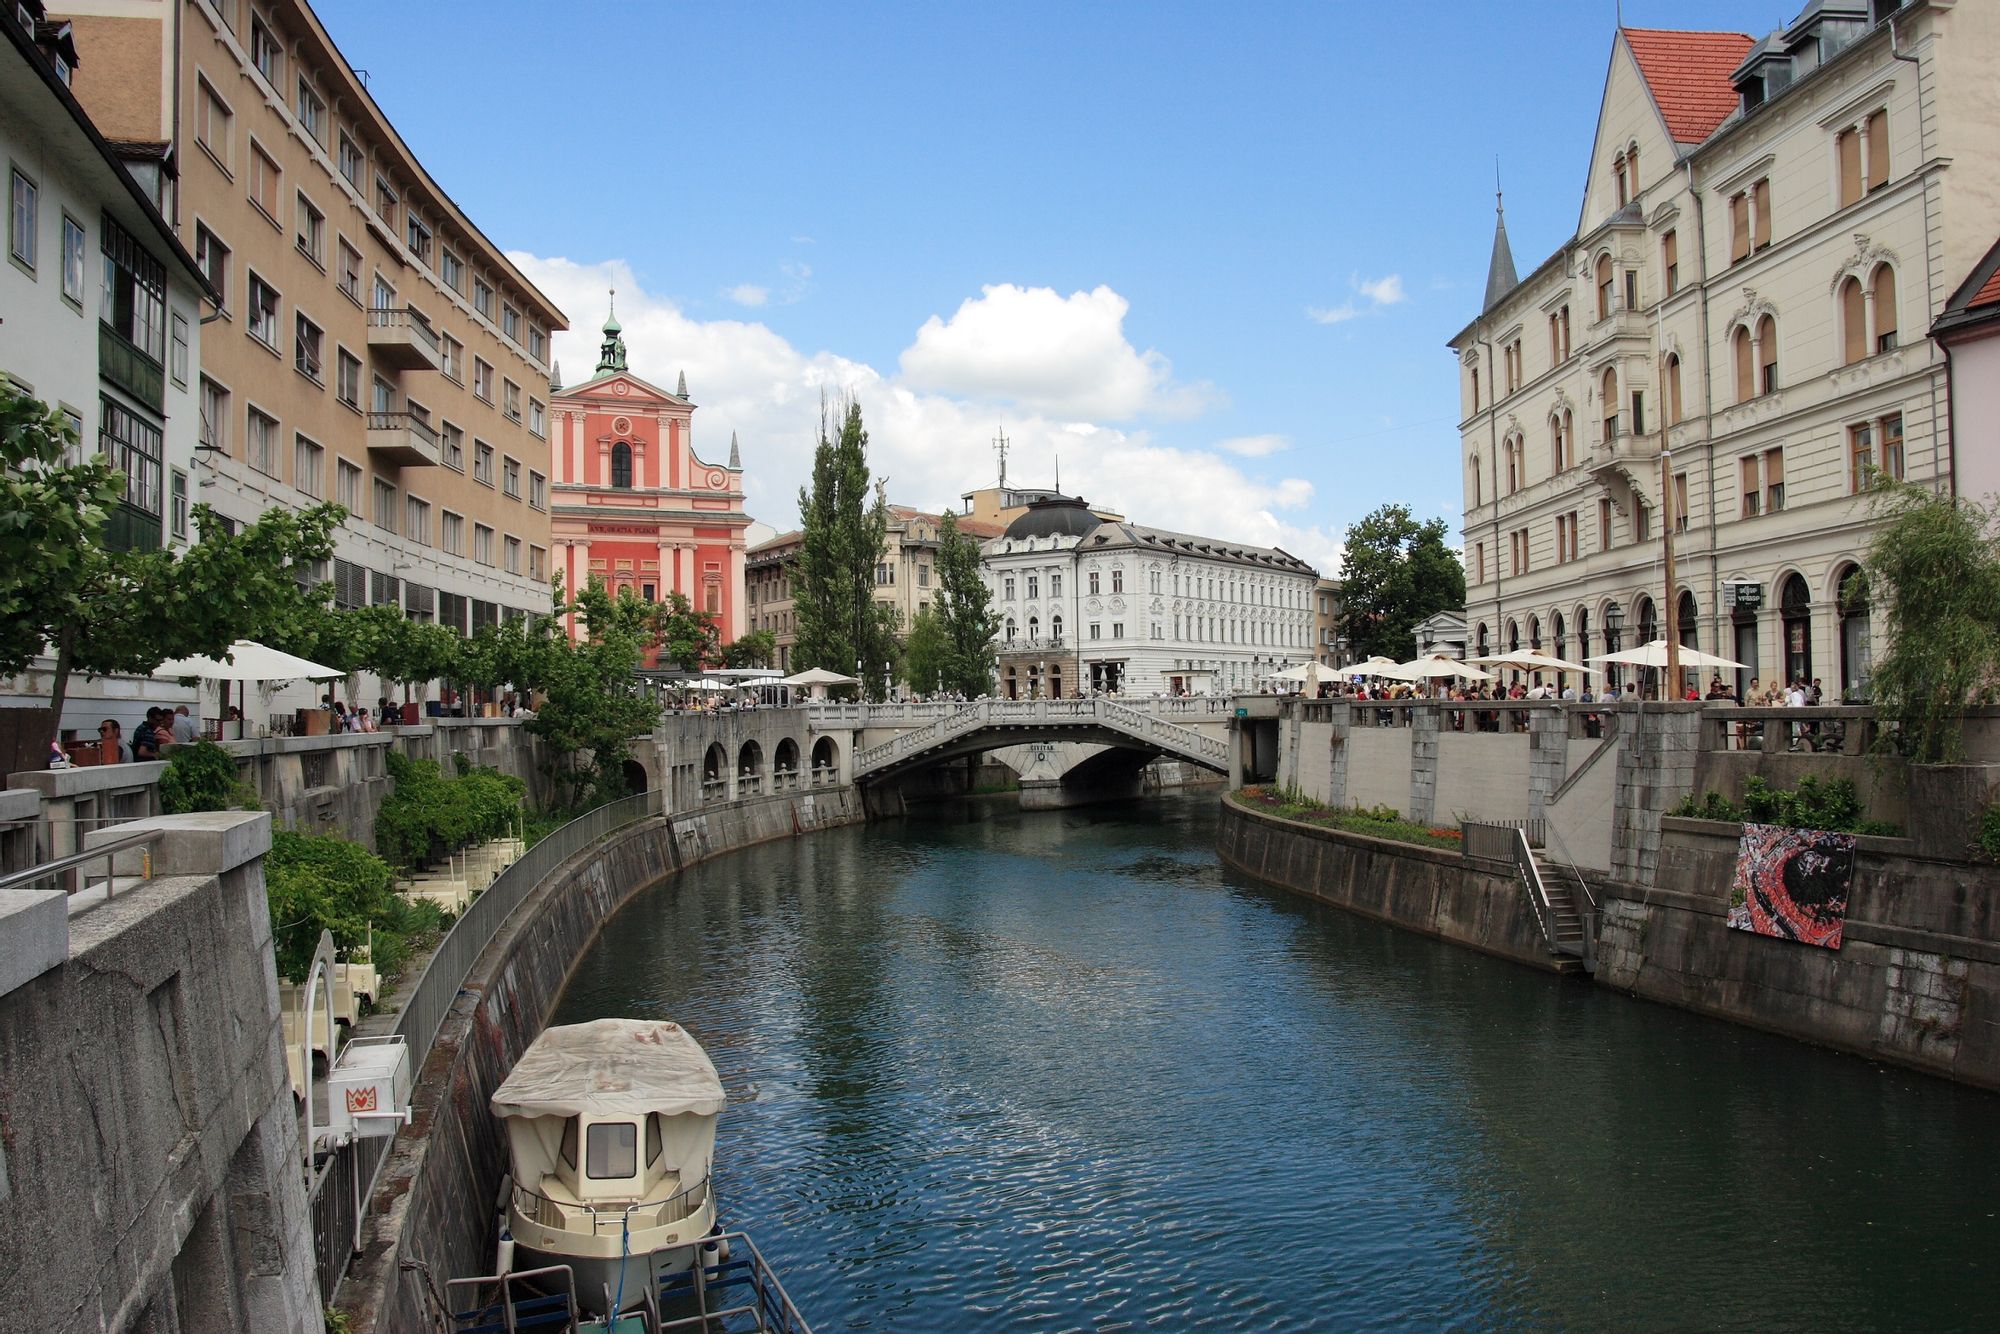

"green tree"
[519,579,662,806]
[1860,482,2000,763]
[932,509,1000,694]
[901,608,951,695]
[1336,503,1465,663]
[794,396,897,698]
[649,590,720,670]
[721,628,777,669]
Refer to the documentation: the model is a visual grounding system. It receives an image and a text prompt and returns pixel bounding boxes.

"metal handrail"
[1510,827,1560,953]
[0,827,165,901]
[509,1173,711,1237]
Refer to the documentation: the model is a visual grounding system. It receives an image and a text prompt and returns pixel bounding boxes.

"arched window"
[1551,611,1567,664]
[1027,615,1039,642]
[1507,619,1521,654]
[1550,414,1565,474]
[1757,315,1779,393]
[1677,590,1699,651]
[1005,617,1016,642]
[1601,366,1620,440]
[1476,623,1491,658]
[1837,564,1870,700]
[1527,614,1542,651]
[1613,154,1628,207]
[1505,436,1521,494]
[1781,573,1812,685]
[1637,596,1658,646]
[1872,265,1898,352]
[1471,454,1482,507]
[1051,614,1063,645]
[1665,355,1683,426]
[1627,143,1640,196]
[610,441,633,489]
[1840,276,1866,364]
[1596,253,1615,319]
[1562,409,1574,469]
[1574,606,1590,664]
[1733,325,1755,402]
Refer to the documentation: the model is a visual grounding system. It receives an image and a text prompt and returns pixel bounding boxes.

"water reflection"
[552,794,2000,1331]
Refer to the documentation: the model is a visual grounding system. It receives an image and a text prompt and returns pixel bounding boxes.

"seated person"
[98,719,132,764]
[131,708,164,761]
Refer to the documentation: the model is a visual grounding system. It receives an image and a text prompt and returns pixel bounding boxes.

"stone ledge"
[0,888,67,997]
[84,811,272,877]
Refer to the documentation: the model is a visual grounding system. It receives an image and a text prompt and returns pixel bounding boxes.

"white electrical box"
[326,1035,412,1141]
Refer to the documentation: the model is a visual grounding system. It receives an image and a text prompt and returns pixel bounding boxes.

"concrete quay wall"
[1215,795,1569,975]
[339,786,862,1334]
[1596,818,2000,1090]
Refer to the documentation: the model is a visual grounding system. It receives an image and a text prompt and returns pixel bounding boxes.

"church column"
[727,542,747,641]
[678,544,696,603]
[659,539,676,602]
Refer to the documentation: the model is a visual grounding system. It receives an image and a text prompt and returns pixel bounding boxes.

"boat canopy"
[491,1019,726,1120]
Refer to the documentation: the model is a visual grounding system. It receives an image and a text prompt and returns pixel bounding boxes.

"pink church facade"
[548,307,749,647]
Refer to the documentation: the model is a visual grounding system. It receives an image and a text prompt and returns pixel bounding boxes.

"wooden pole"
[1663,446,1681,697]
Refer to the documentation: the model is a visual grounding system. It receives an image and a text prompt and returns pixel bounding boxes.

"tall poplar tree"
[932,509,999,695]
[794,396,897,697]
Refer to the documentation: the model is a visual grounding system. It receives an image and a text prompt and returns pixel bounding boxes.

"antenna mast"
[993,426,1010,488]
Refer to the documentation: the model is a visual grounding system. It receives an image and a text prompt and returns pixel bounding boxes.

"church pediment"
[559,371,685,407]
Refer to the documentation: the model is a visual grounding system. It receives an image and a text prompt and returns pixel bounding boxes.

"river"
[552,792,1999,1331]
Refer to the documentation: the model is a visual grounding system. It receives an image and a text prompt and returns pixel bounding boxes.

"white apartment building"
[1,3,214,735]
[983,495,1318,697]
[1452,0,2000,700]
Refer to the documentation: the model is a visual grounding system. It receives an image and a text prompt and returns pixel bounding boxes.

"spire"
[549,360,563,394]
[594,289,627,374]
[728,431,740,469]
[1054,447,1061,495]
[676,369,688,399]
[1483,173,1518,313]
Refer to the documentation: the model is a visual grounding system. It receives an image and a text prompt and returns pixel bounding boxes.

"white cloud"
[1307,272,1406,326]
[899,283,1212,420]
[514,255,1343,576]
[725,283,769,307]
[1218,433,1289,458]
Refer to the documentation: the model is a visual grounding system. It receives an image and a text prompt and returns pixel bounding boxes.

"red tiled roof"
[1973,266,2000,311]
[1623,27,1757,144]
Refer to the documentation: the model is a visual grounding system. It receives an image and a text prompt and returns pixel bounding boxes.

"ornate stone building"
[548,305,750,644]
[1452,1,2000,699]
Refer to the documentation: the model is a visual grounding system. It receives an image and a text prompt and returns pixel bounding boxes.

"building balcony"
[365,306,441,372]
[367,411,441,468]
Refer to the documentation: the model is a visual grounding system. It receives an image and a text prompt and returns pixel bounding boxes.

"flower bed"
[1233,786,1466,851]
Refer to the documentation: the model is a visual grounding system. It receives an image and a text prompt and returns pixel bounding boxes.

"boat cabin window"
[586,1120,639,1179]
[560,1117,577,1170]
[646,1112,662,1166]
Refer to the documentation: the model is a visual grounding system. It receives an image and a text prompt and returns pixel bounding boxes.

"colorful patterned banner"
[1727,822,1858,950]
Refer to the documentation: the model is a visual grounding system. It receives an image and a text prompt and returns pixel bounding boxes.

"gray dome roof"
[1003,495,1100,541]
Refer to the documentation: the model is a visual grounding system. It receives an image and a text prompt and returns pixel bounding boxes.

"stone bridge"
[805,698,1234,805]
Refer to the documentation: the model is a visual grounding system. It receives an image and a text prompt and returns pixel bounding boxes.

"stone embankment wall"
[0,813,319,1333]
[1215,795,1569,975]
[339,786,861,1334]
[1597,817,2000,1089]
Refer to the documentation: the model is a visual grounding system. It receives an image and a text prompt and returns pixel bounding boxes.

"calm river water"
[552,793,1999,1332]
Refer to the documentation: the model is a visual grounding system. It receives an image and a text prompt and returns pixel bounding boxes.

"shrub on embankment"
[375,752,525,871]
[1233,786,1465,850]
[1669,775,1901,836]
[265,829,443,984]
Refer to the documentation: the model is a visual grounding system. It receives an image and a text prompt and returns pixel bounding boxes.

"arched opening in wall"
[1603,601,1625,691]
[1780,573,1813,688]
[1757,314,1779,394]
[611,442,634,489]
[1837,564,1870,702]
[1506,618,1520,654]
[1596,252,1615,319]
[810,735,839,785]
[1573,606,1589,669]
[1551,611,1567,689]
[737,739,764,795]
[1841,276,1867,364]
[1527,614,1542,652]
[1732,590,1761,702]
[1600,366,1620,440]
[703,742,727,799]
[1636,596,1660,697]
[774,737,800,790]
[1665,354,1684,425]
[1475,623,1490,658]
[620,759,648,795]
[1872,264,1899,352]
[1734,325,1755,402]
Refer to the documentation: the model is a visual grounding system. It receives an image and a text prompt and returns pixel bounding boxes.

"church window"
[611,442,633,489]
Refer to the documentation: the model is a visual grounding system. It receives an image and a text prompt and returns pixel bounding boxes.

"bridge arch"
[774,736,800,785]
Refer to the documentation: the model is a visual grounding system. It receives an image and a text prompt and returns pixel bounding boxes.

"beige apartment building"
[60,0,565,680]
[744,506,1003,677]
[1452,0,2000,701]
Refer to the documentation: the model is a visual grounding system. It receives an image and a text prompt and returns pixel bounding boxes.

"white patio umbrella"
[154,639,345,738]
[1469,648,1597,675]
[779,667,860,687]
[1349,655,1408,678]
[1590,639,1745,671]
[1267,661,1324,695]
[1395,653,1493,682]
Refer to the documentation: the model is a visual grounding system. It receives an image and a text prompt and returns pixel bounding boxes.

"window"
[1548,310,1562,362]
[440,422,464,470]
[241,407,275,476]
[474,439,494,484]
[333,347,360,408]
[1630,390,1645,437]
[1556,513,1578,563]
[437,248,463,293]
[336,459,362,512]
[295,77,326,144]
[441,510,463,555]
[1596,253,1614,319]
[1003,576,1016,600]
[1665,354,1683,426]
[1088,571,1100,595]
[610,442,632,488]
[249,15,281,84]
[372,478,398,533]
[337,133,362,188]
[504,535,521,575]
[503,457,521,498]
[1752,178,1772,250]
[473,358,493,401]
[1027,574,1039,600]
[529,398,546,437]
[529,326,547,362]
[249,141,280,220]
[1873,266,1898,352]
[1839,277,1867,364]
[529,470,546,509]
[245,273,279,348]
[1509,527,1529,577]
[1051,572,1062,597]
[875,561,892,586]
[1470,366,1480,414]
[1879,412,1905,481]
[294,312,322,381]
[9,169,37,271]
[918,563,931,589]
[170,313,189,387]
[101,398,162,532]
[295,193,324,265]
[373,175,397,231]
[1734,326,1755,403]
[1765,447,1784,511]
[294,435,323,498]
[1559,305,1571,358]
[1865,108,1890,192]
[58,212,86,303]
[1474,541,1485,584]
[1504,338,1521,393]
[1661,230,1679,297]
[100,216,167,362]
[502,303,520,341]
[473,278,493,319]
[1757,314,1778,393]
[530,545,546,580]
[1599,497,1613,551]
[197,78,231,171]
[170,469,188,541]
[405,496,429,545]
[473,523,495,565]
[405,213,432,265]
[503,379,521,422]
[200,377,228,453]
[1090,623,1102,640]
[439,332,463,382]
[1673,473,1689,533]
[1112,569,1124,594]
[370,273,395,313]
[1600,367,1619,440]
[336,237,361,302]
[1837,126,1863,209]
[190,225,229,310]
[1112,622,1124,638]
[1849,421,1875,492]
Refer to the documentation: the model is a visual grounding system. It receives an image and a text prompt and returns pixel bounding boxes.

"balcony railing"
[366,411,441,467]
[99,324,166,410]
[365,306,442,371]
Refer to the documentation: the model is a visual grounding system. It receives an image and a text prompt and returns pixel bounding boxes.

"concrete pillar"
[1527,705,1570,825]
[1408,703,1439,826]
[1326,701,1351,810]
[1609,702,1703,884]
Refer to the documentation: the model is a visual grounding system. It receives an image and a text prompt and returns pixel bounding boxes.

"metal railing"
[850,697,1228,775]
[0,826,165,903]
[509,1174,710,1237]
[1459,819,1543,862]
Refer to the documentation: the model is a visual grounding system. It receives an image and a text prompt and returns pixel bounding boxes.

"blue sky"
[332,1,1767,572]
